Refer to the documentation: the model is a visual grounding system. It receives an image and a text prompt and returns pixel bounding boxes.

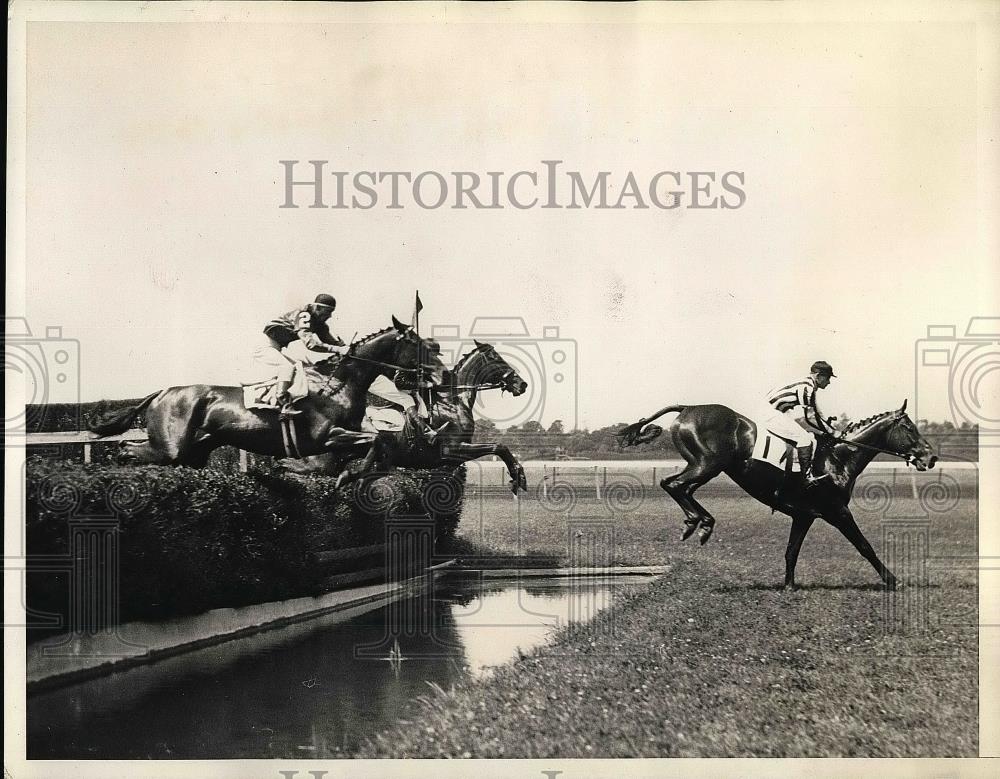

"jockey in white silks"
[368,372,442,445]
[253,293,346,418]
[762,360,836,496]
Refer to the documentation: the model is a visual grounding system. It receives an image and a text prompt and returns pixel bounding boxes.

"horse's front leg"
[447,442,527,493]
[784,514,816,590]
[336,439,381,488]
[827,507,897,589]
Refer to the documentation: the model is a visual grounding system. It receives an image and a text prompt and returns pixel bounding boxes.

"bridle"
[822,414,926,466]
[449,369,518,392]
[313,330,439,395]
[446,347,520,393]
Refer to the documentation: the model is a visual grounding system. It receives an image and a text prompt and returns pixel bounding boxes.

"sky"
[18,5,999,431]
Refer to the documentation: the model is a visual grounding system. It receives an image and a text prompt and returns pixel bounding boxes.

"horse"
[617,400,937,589]
[87,316,444,466]
[278,340,530,493]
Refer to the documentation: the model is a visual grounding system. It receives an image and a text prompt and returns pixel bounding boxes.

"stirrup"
[279,404,303,419]
[425,422,449,443]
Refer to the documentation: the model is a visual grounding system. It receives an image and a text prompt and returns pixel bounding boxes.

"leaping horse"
[618,400,937,589]
[279,340,530,493]
[87,317,444,466]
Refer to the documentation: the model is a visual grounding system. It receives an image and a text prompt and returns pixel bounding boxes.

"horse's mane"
[842,409,900,434]
[452,344,485,373]
[350,325,396,348]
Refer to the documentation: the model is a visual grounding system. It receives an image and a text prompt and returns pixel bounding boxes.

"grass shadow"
[715,581,944,593]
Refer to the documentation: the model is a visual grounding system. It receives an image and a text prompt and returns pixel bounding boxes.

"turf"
[356,473,978,758]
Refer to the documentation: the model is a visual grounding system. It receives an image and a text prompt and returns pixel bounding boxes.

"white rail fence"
[24,433,975,501]
[24,430,249,472]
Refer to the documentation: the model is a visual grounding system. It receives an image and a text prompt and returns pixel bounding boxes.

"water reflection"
[27,574,629,759]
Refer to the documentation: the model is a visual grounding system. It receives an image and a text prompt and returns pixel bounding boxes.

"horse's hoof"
[782,582,797,591]
[885,578,900,591]
[698,527,714,545]
[681,523,698,542]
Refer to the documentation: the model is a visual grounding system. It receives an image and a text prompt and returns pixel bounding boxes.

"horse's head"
[342,317,444,388]
[389,315,445,385]
[459,340,528,396]
[849,399,937,471]
[888,400,938,471]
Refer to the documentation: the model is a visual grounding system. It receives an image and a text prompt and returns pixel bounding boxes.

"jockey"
[257,293,346,418]
[764,360,835,496]
[368,369,444,445]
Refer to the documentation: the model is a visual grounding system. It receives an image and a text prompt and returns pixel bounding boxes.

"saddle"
[242,364,309,410]
[751,422,805,472]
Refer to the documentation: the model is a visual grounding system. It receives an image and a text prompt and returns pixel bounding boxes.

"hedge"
[24,457,466,638]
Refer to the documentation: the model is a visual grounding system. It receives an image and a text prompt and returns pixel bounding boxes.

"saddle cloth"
[243,376,408,437]
[242,363,309,410]
[362,407,406,433]
[750,419,802,472]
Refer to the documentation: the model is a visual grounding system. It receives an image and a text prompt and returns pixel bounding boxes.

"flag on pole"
[411,290,423,331]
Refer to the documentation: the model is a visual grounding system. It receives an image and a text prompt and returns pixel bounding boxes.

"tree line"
[473,416,979,461]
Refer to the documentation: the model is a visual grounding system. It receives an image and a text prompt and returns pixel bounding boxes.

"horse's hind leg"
[120,441,172,465]
[661,464,724,544]
[661,428,726,544]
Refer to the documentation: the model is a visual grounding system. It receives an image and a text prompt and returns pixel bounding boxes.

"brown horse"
[618,400,937,589]
[88,317,444,466]
[280,340,530,492]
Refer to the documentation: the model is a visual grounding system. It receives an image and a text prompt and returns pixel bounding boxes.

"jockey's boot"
[776,443,815,503]
[796,444,816,486]
[405,406,439,445]
[276,380,302,419]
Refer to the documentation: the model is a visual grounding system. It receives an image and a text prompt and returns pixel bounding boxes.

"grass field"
[356,466,979,758]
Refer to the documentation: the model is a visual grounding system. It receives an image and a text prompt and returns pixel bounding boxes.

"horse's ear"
[900,399,908,412]
[474,339,486,349]
[391,315,407,332]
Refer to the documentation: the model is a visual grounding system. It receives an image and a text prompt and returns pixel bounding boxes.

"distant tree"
[547,419,564,435]
[519,420,544,434]
[472,417,498,443]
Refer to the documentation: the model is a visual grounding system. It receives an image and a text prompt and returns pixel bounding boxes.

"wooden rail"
[25,429,249,471]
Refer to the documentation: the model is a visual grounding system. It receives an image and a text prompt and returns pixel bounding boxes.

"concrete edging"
[26,562,664,693]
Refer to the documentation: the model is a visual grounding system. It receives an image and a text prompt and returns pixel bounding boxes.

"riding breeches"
[762,410,815,447]
[368,375,430,418]
[252,336,296,382]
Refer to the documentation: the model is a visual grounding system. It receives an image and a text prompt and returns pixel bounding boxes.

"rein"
[443,369,517,394]
[824,416,919,465]
[309,346,432,398]
[341,353,427,375]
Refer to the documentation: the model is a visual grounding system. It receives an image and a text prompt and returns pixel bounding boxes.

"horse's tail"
[87,391,161,437]
[617,404,687,448]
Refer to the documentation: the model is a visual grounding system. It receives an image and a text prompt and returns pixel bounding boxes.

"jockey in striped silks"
[763,360,836,497]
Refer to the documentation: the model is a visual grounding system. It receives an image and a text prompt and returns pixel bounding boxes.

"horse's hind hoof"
[698,527,714,545]
[681,523,698,542]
